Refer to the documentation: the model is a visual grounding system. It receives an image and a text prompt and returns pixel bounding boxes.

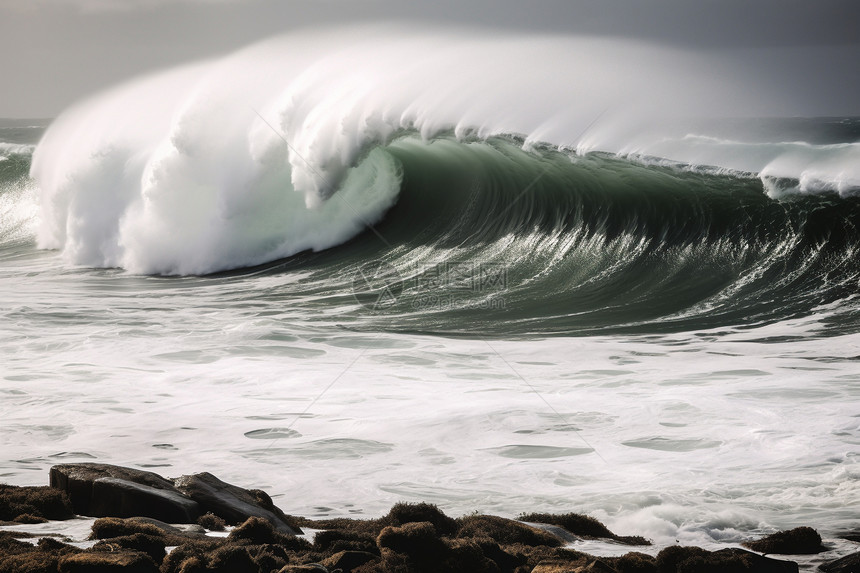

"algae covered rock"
[0,483,75,522]
[655,546,798,572]
[58,550,160,573]
[520,512,650,546]
[383,501,460,536]
[742,526,825,554]
[457,514,562,547]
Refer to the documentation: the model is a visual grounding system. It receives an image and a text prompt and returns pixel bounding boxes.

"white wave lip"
[31,48,403,276]
[30,25,858,275]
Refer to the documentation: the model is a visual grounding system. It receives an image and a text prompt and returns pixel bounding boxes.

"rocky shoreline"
[0,464,857,573]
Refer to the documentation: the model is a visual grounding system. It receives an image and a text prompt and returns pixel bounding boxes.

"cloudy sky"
[1,0,858,118]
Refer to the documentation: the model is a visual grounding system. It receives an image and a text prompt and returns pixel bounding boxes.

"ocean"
[1,26,858,557]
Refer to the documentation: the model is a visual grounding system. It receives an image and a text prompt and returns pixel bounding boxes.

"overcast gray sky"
[1,0,859,118]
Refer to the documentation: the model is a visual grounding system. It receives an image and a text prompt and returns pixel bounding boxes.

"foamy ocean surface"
[1,26,858,565]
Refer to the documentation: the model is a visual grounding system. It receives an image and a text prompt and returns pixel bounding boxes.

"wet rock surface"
[50,464,200,523]
[743,527,826,555]
[818,551,860,573]
[173,472,301,535]
[655,546,800,572]
[47,464,301,535]
[1,466,856,572]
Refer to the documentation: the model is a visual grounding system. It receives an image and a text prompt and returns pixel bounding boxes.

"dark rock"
[471,537,525,572]
[377,521,448,563]
[206,545,261,573]
[532,559,615,572]
[173,472,301,535]
[160,541,292,573]
[130,516,207,536]
[383,501,460,536]
[91,517,209,547]
[197,511,227,531]
[303,504,457,544]
[487,542,589,571]
[376,521,513,573]
[228,516,311,550]
[157,523,304,573]
[520,512,615,538]
[714,548,798,572]
[0,534,81,573]
[447,538,503,572]
[91,516,168,539]
[613,552,657,573]
[456,515,563,547]
[0,483,75,521]
[743,527,825,554]
[12,513,49,524]
[0,530,35,543]
[0,552,61,573]
[160,544,210,573]
[520,512,650,546]
[91,477,201,522]
[2,483,820,573]
[656,546,709,572]
[50,464,200,522]
[51,464,175,506]
[50,464,303,537]
[313,529,379,555]
[321,550,379,572]
[277,565,329,573]
[93,533,167,565]
[174,555,206,573]
[820,551,860,573]
[246,544,291,572]
[531,561,576,573]
[58,550,160,573]
[656,546,798,573]
[38,537,79,552]
[675,549,747,573]
[248,488,278,513]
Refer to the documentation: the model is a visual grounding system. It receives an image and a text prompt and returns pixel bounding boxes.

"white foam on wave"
[1,288,858,538]
[608,133,860,197]
[33,24,832,275]
[0,142,35,157]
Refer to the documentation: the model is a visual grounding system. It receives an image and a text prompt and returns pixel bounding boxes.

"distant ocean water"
[1,26,858,559]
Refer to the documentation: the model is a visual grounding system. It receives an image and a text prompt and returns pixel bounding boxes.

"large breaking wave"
[15,25,860,334]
